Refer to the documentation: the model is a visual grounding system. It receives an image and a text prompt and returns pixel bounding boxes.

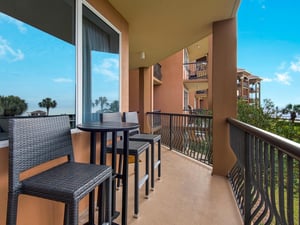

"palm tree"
[93,96,109,112]
[38,98,57,116]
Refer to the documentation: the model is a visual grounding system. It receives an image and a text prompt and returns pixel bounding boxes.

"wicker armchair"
[124,111,161,190]
[100,112,149,218]
[6,116,112,225]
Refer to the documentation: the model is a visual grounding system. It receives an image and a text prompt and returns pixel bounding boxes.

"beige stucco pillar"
[138,67,153,133]
[207,34,213,111]
[212,18,237,176]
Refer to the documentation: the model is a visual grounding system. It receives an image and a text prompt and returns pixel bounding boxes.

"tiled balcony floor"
[80,146,243,225]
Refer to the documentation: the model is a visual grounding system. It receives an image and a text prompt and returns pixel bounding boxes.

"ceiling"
[108,0,240,69]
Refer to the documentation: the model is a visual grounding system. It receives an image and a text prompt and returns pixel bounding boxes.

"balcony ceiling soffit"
[187,36,209,62]
[109,0,240,69]
[183,81,208,92]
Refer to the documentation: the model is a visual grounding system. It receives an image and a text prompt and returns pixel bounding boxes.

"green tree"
[38,98,57,116]
[237,99,272,130]
[108,100,119,112]
[238,99,300,143]
[0,95,28,116]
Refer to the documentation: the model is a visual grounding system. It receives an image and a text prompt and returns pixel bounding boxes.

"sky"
[1,0,300,114]
[237,0,300,109]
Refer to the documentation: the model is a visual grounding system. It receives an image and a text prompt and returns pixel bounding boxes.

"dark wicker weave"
[124,112,161,190]
[6,115,112,225]
[101,112,150,218]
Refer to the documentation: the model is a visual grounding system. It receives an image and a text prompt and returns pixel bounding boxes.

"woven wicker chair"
[124,111,161,190]
[6,116,112,225]
[100,112,149,218]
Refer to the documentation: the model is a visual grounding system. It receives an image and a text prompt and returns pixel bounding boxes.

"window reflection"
[82,6,120,122]
[0,0,76,139]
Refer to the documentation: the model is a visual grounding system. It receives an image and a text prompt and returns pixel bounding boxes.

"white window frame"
[76,0,122,124]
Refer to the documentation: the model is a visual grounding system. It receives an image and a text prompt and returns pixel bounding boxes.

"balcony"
[183,62,208,91]
[153,63,163,86]
[195,89,208,98]
[1,112,298,225]
[80,146,242,225]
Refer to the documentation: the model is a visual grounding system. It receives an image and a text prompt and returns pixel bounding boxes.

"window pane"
[91,51,120,114]
[0,0,76,139]
[82,6,120,123]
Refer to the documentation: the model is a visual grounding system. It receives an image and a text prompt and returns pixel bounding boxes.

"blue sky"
[237,0,300,109]
[1,0,299,114]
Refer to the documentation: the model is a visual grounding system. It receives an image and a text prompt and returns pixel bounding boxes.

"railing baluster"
[227,117,300,225]
[146,111,213,165]
[287,156,294,225]
[278,151,288,225]
[245,133,252,225]
[169,114,172,150]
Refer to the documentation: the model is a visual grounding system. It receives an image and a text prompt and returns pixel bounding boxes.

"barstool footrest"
[138,174,149,189]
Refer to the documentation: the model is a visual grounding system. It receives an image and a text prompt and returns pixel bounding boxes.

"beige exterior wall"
[0,1,129,224]
[129,68,140,112]
[129,51,185,131]
[153,51,185,114]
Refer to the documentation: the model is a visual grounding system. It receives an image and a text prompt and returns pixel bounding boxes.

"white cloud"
[290,58,300,72]
[0,36,24,62]
[275,72,291,85]
[261,77,272,82]
[93,58,119,81]
[53,78,73,83]
[0,12,27,33]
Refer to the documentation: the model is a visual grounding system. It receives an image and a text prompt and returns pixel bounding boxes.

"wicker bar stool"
[124,111,161,190]
[101,112,150,218]
[6,116,112,225]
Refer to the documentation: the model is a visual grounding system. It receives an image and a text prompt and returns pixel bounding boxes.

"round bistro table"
[77,121,139,225]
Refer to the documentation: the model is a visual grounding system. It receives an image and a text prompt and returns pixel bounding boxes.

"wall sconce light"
[140,51,145,60]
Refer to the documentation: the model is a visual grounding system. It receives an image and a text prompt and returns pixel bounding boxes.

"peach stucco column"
[212,18,237,176]
[138,67,153,133]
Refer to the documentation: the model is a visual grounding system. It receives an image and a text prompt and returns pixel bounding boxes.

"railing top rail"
[147,111,213,119]
[227,117,300,160]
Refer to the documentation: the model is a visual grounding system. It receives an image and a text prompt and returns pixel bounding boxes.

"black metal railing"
[227,118,300,225]
[147,111,213,165]
[183,62,208,80]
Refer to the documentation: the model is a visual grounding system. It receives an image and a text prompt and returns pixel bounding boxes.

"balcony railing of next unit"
[183,61,208,80]
[228,118,300,225]
[147,111,213,165]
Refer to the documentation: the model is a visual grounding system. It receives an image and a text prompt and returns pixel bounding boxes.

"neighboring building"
[130,49,262,117]
[30,110,47,116]
[237,69,262,107]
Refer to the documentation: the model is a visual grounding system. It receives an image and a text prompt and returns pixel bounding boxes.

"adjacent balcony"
[153,63,163,86]
[195,89,208,99]
[183,62,208,91]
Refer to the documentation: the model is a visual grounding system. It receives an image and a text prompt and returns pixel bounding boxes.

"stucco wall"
[154,51,185,114]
